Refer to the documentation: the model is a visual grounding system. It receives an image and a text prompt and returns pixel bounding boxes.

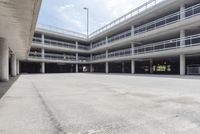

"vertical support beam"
[11,54,17,77]
[180,54,185,75]
[131,43,135,55]
[180,4,185,20]
[106,50,108,59]
[76,41,78,49]
[41,62,45,74]
[131,59,135,74]
[41,34,45,44]
[0,40,9,81]
[131,26,135,36]
[180,29,185,47]
[76,64,78,73]
[106,62,109,74]
[106,36,108,44]
[41,48,45,59]
[16,60,20,75]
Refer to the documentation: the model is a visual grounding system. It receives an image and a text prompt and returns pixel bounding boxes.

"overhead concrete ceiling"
[0,0,41,60]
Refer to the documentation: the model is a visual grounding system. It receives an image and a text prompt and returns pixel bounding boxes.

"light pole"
[83,7,89,38]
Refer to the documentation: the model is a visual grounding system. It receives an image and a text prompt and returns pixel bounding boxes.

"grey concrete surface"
[0,74,200,134]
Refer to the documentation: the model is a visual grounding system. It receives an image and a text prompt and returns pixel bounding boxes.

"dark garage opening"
[45,63,75,73]
[109,61,131,73]
[135,57,180,75]
[93,63,105,73]
[20,62,41,74]
[186,55,200,75]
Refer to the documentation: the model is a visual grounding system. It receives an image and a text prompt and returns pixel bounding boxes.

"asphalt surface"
[0,74,200,134]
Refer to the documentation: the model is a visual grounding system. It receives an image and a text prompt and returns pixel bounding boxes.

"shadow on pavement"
[0,76,19,99]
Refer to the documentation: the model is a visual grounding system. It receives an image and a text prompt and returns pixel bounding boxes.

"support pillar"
[180,4,185,20]
[76,64,78,73]
[16,60,20,75]
[131,26,135,36]
[90,64,93,73]
[106,62,109,74]
[41,62,45,73]
[180,54,185,75]
[11,54,17,77]
[131,60,135,74]
[0,40,9,81]
[76,41,78,49]
[180,30,185,47]
[41,48,45,59]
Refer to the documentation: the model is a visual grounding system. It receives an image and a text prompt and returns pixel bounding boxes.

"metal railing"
[89,0,165,38]
[108,30,132,43]
[134,34,200,55]
[92,40,106,49]
[134,3,200,35]
[108,48,132,58]
[78,44,90,50]
[44,38,76,49]
[33,37,90,51]
[37,24,87,39]
[45,53,76,61]
[187,66,200,75]
[29,52,42,58]
[78,56,90,62]
[92,53,106,61]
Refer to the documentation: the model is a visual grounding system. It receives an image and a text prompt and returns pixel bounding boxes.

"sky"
[37,0,149,34]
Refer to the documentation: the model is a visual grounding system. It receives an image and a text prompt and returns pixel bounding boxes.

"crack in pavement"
[31,82,66,134]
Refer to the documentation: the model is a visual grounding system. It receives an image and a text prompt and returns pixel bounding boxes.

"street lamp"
[83,7,89,38]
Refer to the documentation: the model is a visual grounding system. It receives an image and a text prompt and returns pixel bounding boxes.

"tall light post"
[83,7,89,38]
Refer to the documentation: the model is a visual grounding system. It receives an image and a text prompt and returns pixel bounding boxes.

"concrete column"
[41,48,45,59]
[76,41,78,49]
[180,54,185,75]
[131,60,135,74]
[76,53,78,61]
[106,62,109,74]
[180,4,185,20]
[180,30,185,47]
[106,50,108,59]
[76,64,78,73]
[11,54,17,77]
[41,34,45,44]
[131,26,135,36]
[0,40,9,81]
[41,62,45,73]
[16,60,20,75]
[106,37,108,44]
[131,43,135,55]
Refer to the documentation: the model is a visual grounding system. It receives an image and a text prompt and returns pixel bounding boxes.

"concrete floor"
[0,74,200,134]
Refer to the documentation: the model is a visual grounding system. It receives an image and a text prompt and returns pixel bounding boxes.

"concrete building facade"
[16,0,200,76]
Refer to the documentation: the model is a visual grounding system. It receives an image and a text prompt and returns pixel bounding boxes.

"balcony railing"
[78,56,90,62]
[89,0,165,38]
[45,39,76,49]
[92,40,106,49]
[108,30,132,43]
[108,48,132,58]
[92,53,106,61]
[45,53,76,61]
[33,37,90,51]
[37,24,87,39]
[134,3,200,35]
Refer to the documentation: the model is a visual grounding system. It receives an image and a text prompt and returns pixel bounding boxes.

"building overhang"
[0,0,42,60]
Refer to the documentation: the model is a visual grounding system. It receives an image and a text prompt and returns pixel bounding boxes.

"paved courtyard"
[0,74,200,134]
